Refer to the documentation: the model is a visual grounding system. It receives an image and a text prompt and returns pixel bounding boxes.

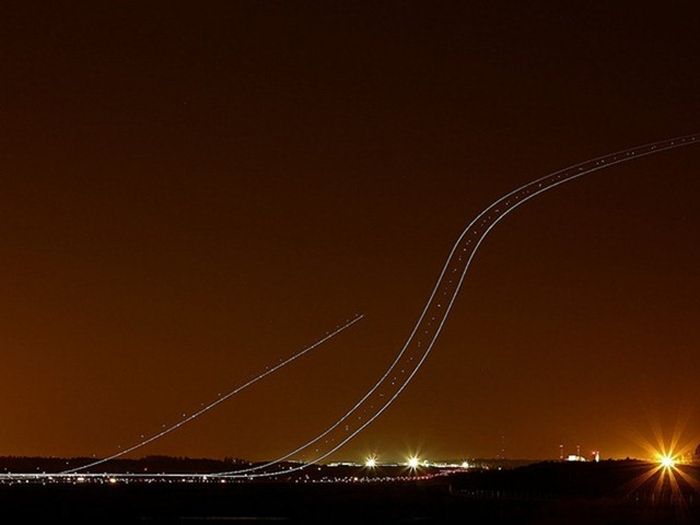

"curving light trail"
[61,314,364,474]
[211,133,698,478]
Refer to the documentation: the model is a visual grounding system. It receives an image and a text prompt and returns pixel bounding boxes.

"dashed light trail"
[61,314,364,474]
[7,133,697,481]
[210,133,698,479]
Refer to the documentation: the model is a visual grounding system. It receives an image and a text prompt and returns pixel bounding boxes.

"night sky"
[2,2,700,462]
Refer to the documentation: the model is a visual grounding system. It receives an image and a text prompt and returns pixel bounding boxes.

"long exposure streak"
[62,314,364,474]
[210,133,698,479]
[3,134,697,482]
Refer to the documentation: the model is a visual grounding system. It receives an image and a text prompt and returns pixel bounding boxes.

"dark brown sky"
[2,2,699,462]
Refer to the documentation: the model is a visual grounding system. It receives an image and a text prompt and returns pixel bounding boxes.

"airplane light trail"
[10,133,697,482]
[209,133,698,479]
[61,314,364,474]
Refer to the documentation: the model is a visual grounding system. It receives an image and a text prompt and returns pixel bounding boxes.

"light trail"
[9,134,697,482]
[61,314,364,474]
[210,133,698,479]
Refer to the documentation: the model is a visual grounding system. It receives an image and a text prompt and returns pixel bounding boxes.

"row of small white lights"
[364,455,469,470]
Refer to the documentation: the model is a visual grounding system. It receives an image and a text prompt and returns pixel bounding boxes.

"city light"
[365,456,377,468]
[407,456,420,469]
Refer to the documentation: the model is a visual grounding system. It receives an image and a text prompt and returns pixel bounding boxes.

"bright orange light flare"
[659,455,676,469]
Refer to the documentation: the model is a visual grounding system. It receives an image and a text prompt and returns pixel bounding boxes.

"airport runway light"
[659,455,675,469]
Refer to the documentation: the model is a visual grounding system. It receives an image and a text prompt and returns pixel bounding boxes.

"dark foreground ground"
[1,461,698,524]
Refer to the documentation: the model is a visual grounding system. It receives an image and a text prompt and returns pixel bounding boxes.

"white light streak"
[8,133,697,482]
[61,314,364,474]
[210,133,699,480]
